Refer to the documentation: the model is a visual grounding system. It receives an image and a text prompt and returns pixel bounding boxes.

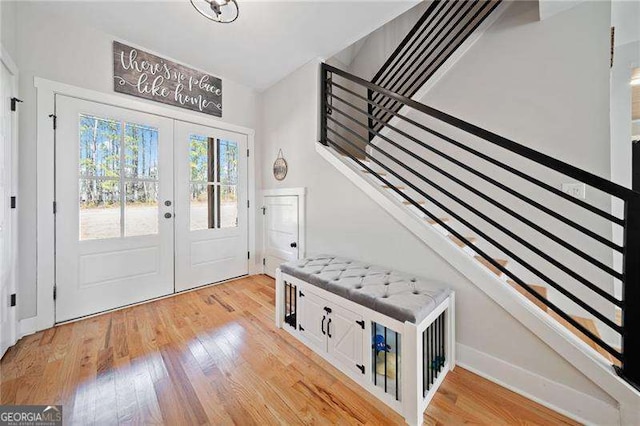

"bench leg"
[275,268,284,328]
[402,321,423,426]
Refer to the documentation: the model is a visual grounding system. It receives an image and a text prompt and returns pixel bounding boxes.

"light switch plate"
[561,182,586,199]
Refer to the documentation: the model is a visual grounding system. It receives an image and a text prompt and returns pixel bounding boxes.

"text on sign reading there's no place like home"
[113,41,222,117]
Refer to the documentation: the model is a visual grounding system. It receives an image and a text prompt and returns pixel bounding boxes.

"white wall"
[611,0,640,48]
[257,58,617,419]
[0,0,17,59]
[343,1,430,82]
[538,0,585,20]
[420,1,611,180]
[12,2,258,320]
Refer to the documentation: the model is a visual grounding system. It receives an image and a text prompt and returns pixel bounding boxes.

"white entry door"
[263,195,300,277]
[174,121,248,291]
[0,59,17,356]
[55,96,175,322]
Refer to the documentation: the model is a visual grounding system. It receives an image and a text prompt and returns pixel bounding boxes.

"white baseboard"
[18,316,38,338]
[456,343,619,425]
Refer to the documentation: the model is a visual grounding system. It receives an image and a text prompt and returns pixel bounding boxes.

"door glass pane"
[218,139,238,185]
[219,185,238,228]
[79,178,120,240]
[124,123,159,179]
[218,139,238,228]
[188,135,239,230]
[78,114,162,241]
[125,181,158,237]
[190,133,216,230]
[79,114,121,178]
[190,183,215,231]
[190,134,215,182]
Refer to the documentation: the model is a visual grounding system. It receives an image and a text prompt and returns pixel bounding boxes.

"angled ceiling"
[18,1,419,90]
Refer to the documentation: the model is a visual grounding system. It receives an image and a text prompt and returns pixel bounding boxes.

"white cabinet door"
[327,304,364,376]
[263,195,299,278]
[174,121,248,291]
[297,290,329,353]
[55,96,175,322]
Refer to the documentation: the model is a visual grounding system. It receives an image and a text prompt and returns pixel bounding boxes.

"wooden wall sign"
[113,41,222,117]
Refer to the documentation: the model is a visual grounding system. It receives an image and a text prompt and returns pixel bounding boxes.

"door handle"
[321,315,326,335]
[164,213,172,219]
[290,242,297,248]
[327,318,332,338]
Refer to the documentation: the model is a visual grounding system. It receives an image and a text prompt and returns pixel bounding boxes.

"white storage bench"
[275,256,455,426]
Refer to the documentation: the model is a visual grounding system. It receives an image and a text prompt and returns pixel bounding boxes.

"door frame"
[261,187,306,274]
[34,77,256,333]
[0,45,19,352]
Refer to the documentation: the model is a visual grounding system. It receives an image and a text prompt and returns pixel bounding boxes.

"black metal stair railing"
[320,62,640,388]
[367,0,502,139]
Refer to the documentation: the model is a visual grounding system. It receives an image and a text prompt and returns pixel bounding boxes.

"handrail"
[319,63,640,386]
[327,63,639,201]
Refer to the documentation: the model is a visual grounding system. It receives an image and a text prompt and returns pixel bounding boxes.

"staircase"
[318,1,640,420]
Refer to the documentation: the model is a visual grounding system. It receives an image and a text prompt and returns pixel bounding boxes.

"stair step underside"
[506,279,618,365]
[507,280,548,312]
[427,217,451,226]
[382,185,406,190]
[550,311,619,366]
[339,151,367,161]
[403,200,426,205]
[448,235,478,248]
[362,170,387,176]
[411,202,616,367]
[474,256,508,276]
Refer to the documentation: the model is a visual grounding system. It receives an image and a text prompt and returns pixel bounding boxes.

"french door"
[56,96,175,322]
[55,96,248,322]
[174,121,248,291]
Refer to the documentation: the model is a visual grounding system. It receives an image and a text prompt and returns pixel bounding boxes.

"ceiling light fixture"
[190,0,239,23]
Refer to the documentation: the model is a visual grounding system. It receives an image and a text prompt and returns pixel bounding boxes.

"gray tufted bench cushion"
[280,255,451,324]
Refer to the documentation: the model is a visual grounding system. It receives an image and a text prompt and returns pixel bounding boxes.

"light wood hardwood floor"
[0,275,579,425]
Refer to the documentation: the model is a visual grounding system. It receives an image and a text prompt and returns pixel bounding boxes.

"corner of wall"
[0,0,17,60]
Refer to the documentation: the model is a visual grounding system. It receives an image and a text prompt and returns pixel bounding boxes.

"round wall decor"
[273,149,288,181]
